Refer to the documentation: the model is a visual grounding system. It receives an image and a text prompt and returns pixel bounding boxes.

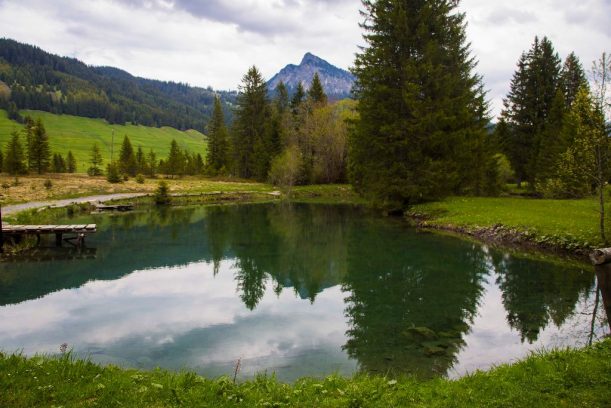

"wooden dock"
[2,224,97,247]
[94,204,134,212]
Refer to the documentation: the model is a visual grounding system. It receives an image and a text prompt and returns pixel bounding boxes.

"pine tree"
[290,82,305,114]
[166,139,183,177]
[275,81,289,113]
[147,149,157,177]
[27,118,51,174]
[534,90,567,183]
[232,66,270,180]
[118,135,137,176]
[308,73,327,105]
[4,131,26,175]
[135,146,146,174]
[500,36,561,187]
[350,0,489,208]
[88,143,103,176]
[206,96,229,175]
[52,153,66,173]
[559,52,589,108]
[66,150,77,173]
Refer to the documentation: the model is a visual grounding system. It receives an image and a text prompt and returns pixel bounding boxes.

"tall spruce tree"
[27,118,51,174]
[166,139,183,177]
[232,66,270,180]
[52,153,67,173]
[500,36,561,187]
[136,146,146,174]
[66,150,77,173]
[206,96,229,174]
[118,135,137,176]
[559,52,589,108]
[275,81,290,113]
[4,131,26,175]
[350,0,489,208]
[308,73,328,105]
[290,82,305,114]
[88,143,103,176]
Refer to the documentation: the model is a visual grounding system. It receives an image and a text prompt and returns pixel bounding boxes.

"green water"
[0,203,607,381]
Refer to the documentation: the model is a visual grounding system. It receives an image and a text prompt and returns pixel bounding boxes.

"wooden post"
[0,204,3,253]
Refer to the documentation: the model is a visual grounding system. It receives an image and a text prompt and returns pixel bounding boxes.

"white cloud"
[0,0,608,117]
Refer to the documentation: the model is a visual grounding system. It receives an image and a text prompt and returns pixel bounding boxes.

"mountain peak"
[301,52,325,66]
[268,53,355,100]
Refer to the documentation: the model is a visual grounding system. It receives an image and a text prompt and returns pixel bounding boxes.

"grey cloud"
[487,8,538,25]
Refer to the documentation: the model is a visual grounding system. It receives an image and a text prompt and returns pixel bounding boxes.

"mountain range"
[267,52,355,100]
[0,39,354,132]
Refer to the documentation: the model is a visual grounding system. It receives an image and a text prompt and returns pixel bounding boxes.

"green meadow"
[0,110,207,172]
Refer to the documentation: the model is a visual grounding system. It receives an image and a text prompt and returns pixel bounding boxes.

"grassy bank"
[0,110,206,173]
[1,340,609,407]
[409,195,606,253]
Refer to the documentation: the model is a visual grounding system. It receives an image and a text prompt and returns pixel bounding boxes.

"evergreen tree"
[66,150,77,173]
[559,52,589,108]
[147,149,157,177]
[52,153,67,173]
[500,36,561,187]
[118,135,137,176]
[350,0,489,208]
[232,66,271,180]
[166,139,183,177]
[88,143,103,176]
[275,81,289,113]
[290,82,305,114]
[27,118,51,174]
[3,131,26,175]
[206,96,229,174]
[308,73,328,106]
[135,146,146,174]
[534,90,567,183]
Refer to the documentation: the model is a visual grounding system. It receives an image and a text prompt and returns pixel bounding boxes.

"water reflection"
[0,203,607,381]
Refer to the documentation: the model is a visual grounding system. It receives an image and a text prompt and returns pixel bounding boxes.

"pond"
[0,203,608,382]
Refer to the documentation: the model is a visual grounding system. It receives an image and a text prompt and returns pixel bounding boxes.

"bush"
[43,179,53,190]
[153,181,171,205]
[106,162,121,183]
[135,174,145,184]
[87,166,103,177]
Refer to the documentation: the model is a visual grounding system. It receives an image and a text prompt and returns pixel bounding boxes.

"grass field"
[411,195,607,250]
[1,339,609,407]
[0,174,272,205]
[0,110,207,173]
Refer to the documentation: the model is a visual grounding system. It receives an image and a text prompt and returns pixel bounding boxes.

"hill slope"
[0,38,236,131]
[0,110,206,173]
[267,53,355,99]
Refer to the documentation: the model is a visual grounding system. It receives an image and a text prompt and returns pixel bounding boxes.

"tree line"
[86,136,205,183]
[0,38,236,131]
[0,116,76,175]
[206,70,352,192]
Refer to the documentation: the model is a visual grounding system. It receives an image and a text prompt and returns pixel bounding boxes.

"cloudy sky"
[0,0,609,118]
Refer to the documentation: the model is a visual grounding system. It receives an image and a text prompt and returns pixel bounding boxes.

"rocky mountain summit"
[267,53,355,100]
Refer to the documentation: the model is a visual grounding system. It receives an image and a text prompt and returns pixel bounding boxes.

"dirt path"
[2,193,148,216]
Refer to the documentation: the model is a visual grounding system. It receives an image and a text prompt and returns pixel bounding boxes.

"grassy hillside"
[0,110,207,173]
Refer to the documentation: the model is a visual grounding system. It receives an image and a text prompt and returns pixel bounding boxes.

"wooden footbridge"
[1,224,97,249]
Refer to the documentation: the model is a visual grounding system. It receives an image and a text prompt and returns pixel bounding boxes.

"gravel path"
[2,193,148,216]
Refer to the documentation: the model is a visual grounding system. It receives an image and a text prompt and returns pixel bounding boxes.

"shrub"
[43,179,53,190]
[106,162,121,183]
[153,181,171,205]
[135,174,145,184]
